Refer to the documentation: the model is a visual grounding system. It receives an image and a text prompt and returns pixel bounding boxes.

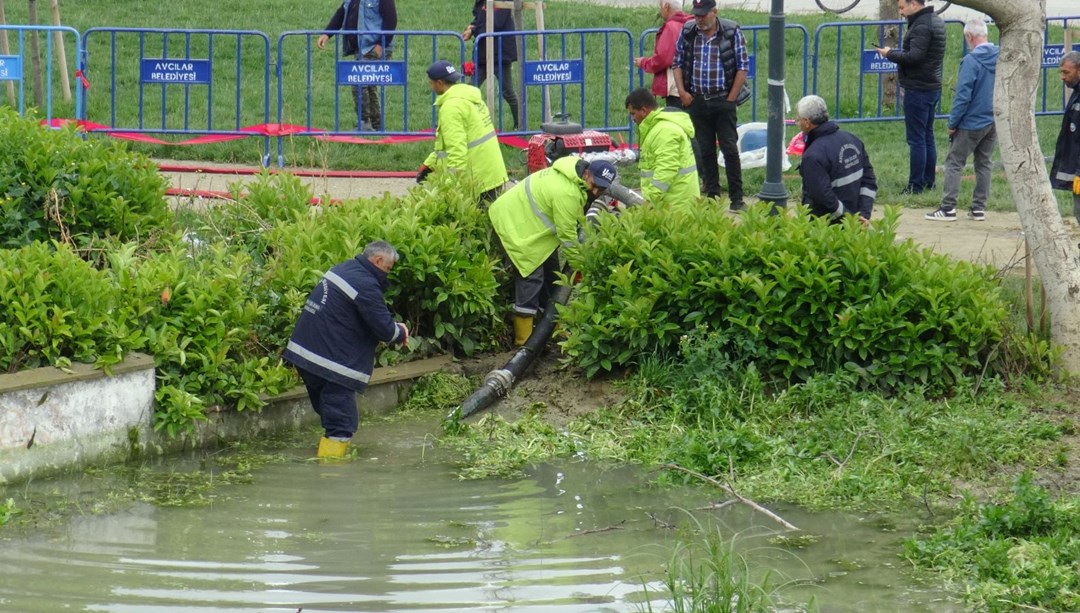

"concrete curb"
[0,353,452,485]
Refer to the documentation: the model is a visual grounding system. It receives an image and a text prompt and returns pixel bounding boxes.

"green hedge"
[0,241,130,371]
[108,239,296,437]
[262,171,506,357]
[0,109,168,247]
[561,203,1008,390]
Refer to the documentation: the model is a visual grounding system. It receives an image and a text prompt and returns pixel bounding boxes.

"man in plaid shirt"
[672,0,750,212]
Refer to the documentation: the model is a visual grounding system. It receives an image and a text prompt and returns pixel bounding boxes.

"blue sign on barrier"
[523,59,584,85]
[860,50,896,74]
[336,60,406,85]
[0,55,22,80]
[1043,44,1080,68]
[139,58,212,84]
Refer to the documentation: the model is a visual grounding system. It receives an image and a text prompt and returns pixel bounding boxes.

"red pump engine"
[526,114,613,174]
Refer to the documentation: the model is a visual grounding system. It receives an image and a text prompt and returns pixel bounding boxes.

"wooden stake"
[485,0,496,124]
[28,0,43,108]
[1025,238,1034,333]
[50,0,70,102]
[532,1,550,122]
[0,0,16,105]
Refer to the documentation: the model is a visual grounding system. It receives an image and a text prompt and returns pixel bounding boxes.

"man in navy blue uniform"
[1051,51,1080,228]
[284,240,409,458]
[795,95,877,224]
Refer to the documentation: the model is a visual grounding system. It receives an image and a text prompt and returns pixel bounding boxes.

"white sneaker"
[925,208,957,222]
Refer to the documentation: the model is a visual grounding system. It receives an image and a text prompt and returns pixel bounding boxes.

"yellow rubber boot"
[317,437,350,459]
[513,314,534,347]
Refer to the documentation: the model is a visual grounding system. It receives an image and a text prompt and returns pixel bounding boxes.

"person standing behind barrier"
[488,156,617,346]
[1050,51,1080,229]
[317,0,398,132]
[462,0,520,130]
[873,0,946,195]
[795,95,877,224]
[672,0,750,212]
[635,0,693,108]
[283,240,409,459]
[625,87,699,206]
[416,60,509,206]
[926,18,998,222]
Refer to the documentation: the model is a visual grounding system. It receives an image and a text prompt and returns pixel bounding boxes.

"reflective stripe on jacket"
[638,108,699,206]
[423,82,508,195]
[488,155,588,277]
[283,256,404,391]
[800,121,877,220]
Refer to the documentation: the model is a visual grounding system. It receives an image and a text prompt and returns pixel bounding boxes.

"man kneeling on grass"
[795,95,877,225]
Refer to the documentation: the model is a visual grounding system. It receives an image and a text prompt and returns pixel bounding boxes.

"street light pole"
[757,0,788,213]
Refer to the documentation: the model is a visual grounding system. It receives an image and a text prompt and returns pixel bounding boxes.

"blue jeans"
[902,87,941,192]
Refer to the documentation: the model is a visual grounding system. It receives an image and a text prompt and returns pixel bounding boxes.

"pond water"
[0,414,961,612]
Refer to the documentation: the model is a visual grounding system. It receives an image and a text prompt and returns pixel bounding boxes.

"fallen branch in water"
[661,463,800,532]
[563,520,626,539]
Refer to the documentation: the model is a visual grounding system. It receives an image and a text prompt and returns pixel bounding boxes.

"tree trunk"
[878,0,899,101]
[953,0,1080,372]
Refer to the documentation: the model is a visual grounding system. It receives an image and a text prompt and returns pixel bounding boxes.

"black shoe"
[900,185,926,195]
[729,201,746,213]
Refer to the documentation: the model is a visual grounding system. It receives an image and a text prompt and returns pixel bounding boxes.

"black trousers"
[298,368,359,439]
[476,62,520,130]
[687,95,743,205]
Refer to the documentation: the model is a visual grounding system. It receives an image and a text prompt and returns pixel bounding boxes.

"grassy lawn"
[2,1,1074,213]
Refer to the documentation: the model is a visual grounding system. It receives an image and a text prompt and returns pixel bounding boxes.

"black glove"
[416,165,432,184]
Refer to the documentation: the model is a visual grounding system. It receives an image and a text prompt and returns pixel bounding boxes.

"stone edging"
[0,353,452,485]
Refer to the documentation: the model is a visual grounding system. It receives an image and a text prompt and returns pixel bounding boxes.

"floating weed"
[0,433,300,532]
[426,535,477,549]
[769,534,820,549]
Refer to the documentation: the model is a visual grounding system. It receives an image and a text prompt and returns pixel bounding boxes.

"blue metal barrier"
[474,28,633,139]
[80,28,271,159]
[276,30,463,142]
[811,19,968,123]
[1039,16,1080,116]
[812,17,1079,123]
[0,25,82,122]
[636,24,810,126]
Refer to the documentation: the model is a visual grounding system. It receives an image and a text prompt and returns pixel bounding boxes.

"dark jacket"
[323,0,398,57]
[949,43,998,131]
[1051,82,1080,190]
[800,121,877,220]
[469,0,517,66]
[886,6,946,91]
[284,255,405,391]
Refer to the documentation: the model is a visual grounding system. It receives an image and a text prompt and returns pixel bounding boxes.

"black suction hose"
[452,280,572,420]
[449,181,643,422]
